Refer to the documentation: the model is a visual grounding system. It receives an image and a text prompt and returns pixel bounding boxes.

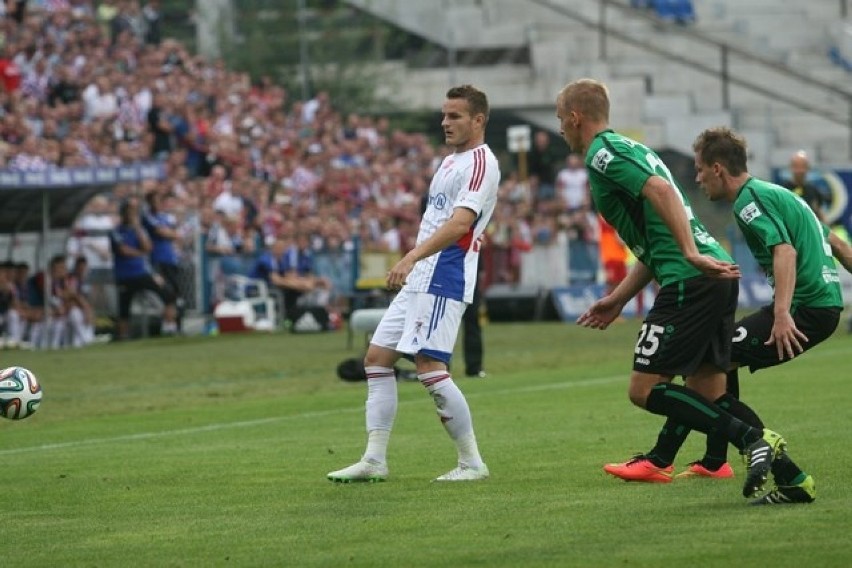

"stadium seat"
[347,308,387,349]
[651,0,695,24]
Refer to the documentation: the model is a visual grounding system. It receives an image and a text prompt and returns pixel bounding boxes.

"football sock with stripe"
[420,370,484,468]
[771,453,807,486]
[644,382,760,451]
[697,391,765,469]
[646,418,689,468]
[363,366,397,463]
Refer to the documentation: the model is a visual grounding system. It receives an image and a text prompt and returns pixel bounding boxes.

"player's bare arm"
[829,232,852,274]
[642,176,740,279]
[766,243,808,360]
[386,206,477,290]
[577,262,653,330]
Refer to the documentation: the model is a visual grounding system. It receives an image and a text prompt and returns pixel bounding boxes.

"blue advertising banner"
[0,163,165,189]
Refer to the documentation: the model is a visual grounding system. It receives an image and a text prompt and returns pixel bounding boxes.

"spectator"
[782,150,826,222]
[143,190,185,331]
[47,65,81,107]
[142,0,161,45]
[66,194,115,319]
[25,254,70,349]
[6,0,26,25]
[64,255,95,348]
[0,44,22,94]
[96,0,119,38]
[0,260,24,347]
[82,75,118,121]
[556,153,593,240]
[147,91,173,159]
[249,234,316,321]
[279,232,331,319]
[526,129,562,203]
[68,194,115,275]
[110,196,177,339]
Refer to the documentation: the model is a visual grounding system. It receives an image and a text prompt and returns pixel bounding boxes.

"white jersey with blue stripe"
[407,143,500,303]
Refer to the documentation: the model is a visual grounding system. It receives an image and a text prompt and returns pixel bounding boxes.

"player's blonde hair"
[557,79,610,122]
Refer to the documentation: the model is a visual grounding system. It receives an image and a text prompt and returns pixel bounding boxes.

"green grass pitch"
[2,319,852,567]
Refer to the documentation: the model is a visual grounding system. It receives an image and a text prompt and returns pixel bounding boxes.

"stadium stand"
[0,1,849,346]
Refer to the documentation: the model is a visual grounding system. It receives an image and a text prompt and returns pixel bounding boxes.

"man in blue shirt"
[280,232,331,318]
[143,191,184,331]
[110,196,177,339]
[250,234,323,321]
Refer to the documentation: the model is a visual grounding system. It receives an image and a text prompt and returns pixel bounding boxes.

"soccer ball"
[0,366,43,420]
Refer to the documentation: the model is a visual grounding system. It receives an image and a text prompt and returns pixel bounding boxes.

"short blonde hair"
[557,79,610,122]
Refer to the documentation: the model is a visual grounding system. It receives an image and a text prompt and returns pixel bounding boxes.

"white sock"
[364,430,391,465]
[49,319,67,349]
[68,307,87,347]
[419,370,484,468]
[28,321,43,348]
[362,366,397,463]
[6,309,22,343]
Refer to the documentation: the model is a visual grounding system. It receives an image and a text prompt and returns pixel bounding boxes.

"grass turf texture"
[2,320,852,567]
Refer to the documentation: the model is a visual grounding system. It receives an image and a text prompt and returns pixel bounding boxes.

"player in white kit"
[328,85,501,483]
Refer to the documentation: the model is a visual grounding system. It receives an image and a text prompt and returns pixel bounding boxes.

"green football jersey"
[584,130,732,287]
[733,177,842,308]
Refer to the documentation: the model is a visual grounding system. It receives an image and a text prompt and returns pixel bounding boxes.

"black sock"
[701,392,766,468]
[716,393,764,429]
[771,453,806,486]
[647,418,689,468]
[644,382,759,451]
[726,368,740,399]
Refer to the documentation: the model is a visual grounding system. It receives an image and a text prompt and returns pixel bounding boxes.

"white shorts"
[371,289,466,364]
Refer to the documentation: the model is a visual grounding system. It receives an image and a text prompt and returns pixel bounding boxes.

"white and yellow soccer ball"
[0,366,42,420]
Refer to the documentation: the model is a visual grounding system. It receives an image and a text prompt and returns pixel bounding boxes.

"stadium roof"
[0,185,108,233]
[0,164,165,234]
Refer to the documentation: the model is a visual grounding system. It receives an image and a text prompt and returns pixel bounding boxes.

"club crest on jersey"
[739,202,762,224]
[591,148,614,173]
[429,192,448,210]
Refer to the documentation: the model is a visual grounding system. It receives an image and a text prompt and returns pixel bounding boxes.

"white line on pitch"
[0,374,624,456]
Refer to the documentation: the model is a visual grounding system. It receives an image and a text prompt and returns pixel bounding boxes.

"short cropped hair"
[558,79,610,122]
[446,84,489,122]
[692,127,748,176]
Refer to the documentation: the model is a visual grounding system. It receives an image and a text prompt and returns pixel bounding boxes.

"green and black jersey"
[584,130,732,287]
[734,177,842,309]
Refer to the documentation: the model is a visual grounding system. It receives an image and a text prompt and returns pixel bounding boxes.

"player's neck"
[453,137,484,153]
[579,123,608,155]
[728,173,752,200]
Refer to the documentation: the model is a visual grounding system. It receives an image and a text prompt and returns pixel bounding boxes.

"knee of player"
[364,344,397,369]
[627,385,650,408]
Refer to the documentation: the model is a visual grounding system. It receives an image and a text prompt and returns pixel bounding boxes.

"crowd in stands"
[0,0,601,346]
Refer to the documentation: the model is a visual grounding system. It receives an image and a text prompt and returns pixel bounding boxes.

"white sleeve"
[454,149,498,214]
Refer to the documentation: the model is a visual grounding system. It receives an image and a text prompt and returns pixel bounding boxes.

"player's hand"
[765,311,809,360]
[386,256,414,290]
[686,254,741,279]
[576,295,624,330]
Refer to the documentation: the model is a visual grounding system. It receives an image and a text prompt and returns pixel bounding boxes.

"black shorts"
[733,304,841,372]
[116,274,176,319]
[153,262,183,299]
[633,276,738,376]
